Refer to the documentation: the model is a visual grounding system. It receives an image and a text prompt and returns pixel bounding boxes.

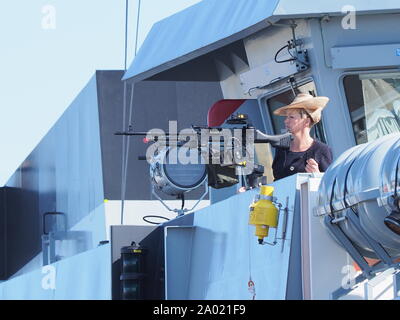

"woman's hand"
[305,158,320,173]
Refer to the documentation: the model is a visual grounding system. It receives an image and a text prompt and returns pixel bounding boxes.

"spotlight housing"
[149,146,207,196]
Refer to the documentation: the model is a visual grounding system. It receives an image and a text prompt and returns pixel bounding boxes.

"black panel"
[0,188,5,279]
[146,40,249,82]
[147,54,220,81]
[109,216,194,300]
[110,225,156,300]
[0,187,41,279]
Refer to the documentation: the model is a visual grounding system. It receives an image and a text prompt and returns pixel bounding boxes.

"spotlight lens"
[164,148,205,188]
[150,146,207,195]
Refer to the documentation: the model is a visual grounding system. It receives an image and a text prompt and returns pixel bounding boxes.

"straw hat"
[273,93,329,124]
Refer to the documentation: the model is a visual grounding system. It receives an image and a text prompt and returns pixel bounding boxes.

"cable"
[124,0,129,71]
[287,45,296,59]
[180,193,185,210]
[124,0,141,68]
[121,84,135,225]
[143,215,170,225]
[134,0,141,56]
[120,82,128,225]
[274,44,296,64]
[120,0,142,225]
[328,179,337,218]
[319,16,332,69]
[394,158,400,209]
[120,0,129,225]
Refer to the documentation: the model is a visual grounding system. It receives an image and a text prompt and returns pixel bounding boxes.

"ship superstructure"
[1,0,400,300]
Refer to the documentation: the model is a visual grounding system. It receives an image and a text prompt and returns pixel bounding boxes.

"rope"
[134,0,141,56]
[247,223,256,300]
[120,0,142,225]
[393,158,400,211]
[120,82,128,225]
[124,0,129,71]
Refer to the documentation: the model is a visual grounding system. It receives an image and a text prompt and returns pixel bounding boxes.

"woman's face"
[284,109,311,134]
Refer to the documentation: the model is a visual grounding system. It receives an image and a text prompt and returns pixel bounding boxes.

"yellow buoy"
[249,186,278,244]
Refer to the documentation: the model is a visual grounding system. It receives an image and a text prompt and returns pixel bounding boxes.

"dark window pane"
[343,73,400,144]
[265,82,327,143]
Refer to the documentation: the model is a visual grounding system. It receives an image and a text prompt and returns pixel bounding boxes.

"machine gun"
[115,114,292,150]
[115,114,292,192]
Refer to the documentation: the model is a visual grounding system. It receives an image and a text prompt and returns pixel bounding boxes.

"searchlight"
[149,146,207,196]
[148,145,209,217]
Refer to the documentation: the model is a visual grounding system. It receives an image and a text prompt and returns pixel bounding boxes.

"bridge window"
[343,73,400,144]
[265,81,327,144]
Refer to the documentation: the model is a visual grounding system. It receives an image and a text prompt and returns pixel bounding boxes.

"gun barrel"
[114,129,291,148]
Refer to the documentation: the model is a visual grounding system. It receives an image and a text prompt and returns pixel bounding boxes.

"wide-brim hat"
[273,93,329,124]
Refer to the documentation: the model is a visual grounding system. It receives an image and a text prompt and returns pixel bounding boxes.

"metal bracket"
[278,197,290,252]
[326,209,400,299]
[325,214,376,277]
[151,178,209,217]
[325,211,395,277]
[345,209,393,266]
[261,197,289,248]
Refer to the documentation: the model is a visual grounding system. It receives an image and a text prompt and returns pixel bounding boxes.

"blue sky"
[0,0,201,185]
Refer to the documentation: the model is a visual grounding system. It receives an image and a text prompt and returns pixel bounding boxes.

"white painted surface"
[340,270,398,300]
[300,176,399,300]
[300,177,353,299]
[0,244,111,300]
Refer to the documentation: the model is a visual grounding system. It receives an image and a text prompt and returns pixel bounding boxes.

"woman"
[272,93,333,180]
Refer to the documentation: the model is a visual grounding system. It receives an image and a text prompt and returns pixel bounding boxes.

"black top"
[272,140,333,181]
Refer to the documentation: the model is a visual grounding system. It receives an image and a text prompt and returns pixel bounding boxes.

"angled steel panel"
[123,0,400,83]
[123,0,279,82]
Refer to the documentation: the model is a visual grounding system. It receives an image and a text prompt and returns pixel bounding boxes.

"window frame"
[338,68,400,145]
[256,76,328,142]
